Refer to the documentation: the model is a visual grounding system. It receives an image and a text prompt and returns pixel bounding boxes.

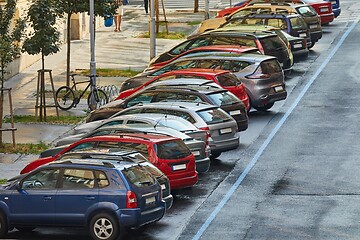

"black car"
[149,29,293,72]
[224,13,312,48]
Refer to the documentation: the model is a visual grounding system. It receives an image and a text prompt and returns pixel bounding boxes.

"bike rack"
[35,69,59,121]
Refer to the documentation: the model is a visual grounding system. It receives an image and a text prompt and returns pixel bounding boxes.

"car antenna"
[153,114,167,130]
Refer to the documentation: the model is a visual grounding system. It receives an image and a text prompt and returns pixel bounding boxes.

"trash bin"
[104,15,113,27]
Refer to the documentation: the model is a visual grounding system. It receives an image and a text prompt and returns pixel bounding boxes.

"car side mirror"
[14,182,21,191]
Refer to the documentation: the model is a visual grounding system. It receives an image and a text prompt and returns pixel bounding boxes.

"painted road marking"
[192,16,360,240]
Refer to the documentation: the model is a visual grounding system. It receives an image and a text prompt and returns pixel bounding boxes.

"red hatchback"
[20,134,198,190]
[146,45,259,72]
[117,68,250,111]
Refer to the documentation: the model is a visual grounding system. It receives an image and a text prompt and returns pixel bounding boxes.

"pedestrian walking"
[144,0,149,14]
[114,0,123,32]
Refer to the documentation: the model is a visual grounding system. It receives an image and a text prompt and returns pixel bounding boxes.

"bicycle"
[55,74,108,111]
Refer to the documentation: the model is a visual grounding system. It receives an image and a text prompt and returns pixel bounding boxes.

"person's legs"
[144,0,149,14]
[114,15,120,31]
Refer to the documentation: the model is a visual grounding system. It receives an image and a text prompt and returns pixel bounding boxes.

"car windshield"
[197,108,232,124]
[207,91,240,107]
[122,165,156,188]
[155,140,191,159]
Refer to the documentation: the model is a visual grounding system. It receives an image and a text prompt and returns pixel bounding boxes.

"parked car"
[0,157,166,240]
[229,2,322,47]
[216,0,334,25]
[145,45,260,72]
[118,68,251,111]
[21,149,174,210]
[142,79,249,131]
[47,120,211,173]
[109,102,240,159]
[325,0,340,18]
[223,13,312,48]
[91,79,248,131]
[149,29,293,72]
[216,25,308,56]
[21,134,199,190]
[290,0,334,25]
[127,52,286,111]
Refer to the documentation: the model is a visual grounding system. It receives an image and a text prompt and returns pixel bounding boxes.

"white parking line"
[192,16,360,240]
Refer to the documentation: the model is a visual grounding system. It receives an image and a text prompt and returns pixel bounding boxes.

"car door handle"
[43,196,52,201]
[86,196,96,201]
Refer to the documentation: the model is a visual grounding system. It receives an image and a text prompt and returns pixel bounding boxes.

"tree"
[53,0,116,86]
[0,0,25,144]
[22,0,61,71]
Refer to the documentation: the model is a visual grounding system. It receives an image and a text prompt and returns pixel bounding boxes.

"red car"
[217,0,334,25]
[20,134,198,190]
[216,1,250,18]
[117,68,251,111]
[146,45,259,72]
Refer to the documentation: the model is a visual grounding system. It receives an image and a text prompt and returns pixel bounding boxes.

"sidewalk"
[0,8,212,179]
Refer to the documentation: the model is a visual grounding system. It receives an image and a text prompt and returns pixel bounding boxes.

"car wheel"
[16,227,36,232]
[253,102,274,111]
[210,151,221,160]
[0,213,8,238]
[89,213,120,240]
[308,41,315,49]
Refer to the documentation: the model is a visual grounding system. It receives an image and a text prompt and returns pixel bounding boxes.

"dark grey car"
[124,52,286,111]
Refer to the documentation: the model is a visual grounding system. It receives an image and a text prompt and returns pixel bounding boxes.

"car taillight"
[246,66,270,79]
[126,191,137,208]
[199,126,210,146]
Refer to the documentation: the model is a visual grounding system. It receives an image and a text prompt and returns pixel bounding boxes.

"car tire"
[0,213,8,238]
[89,213,120,240]
[210,151,221,160]
[253,102,274,111]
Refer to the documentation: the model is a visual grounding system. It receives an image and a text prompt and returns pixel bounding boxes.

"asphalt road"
[4,0,360,240]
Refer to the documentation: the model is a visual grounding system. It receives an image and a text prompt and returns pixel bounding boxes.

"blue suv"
[0,158,166,240]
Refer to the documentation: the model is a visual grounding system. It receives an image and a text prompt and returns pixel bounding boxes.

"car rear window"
[260,59,282,74]
[155,139,192,159]
[197,108,232,124]
[289,16,308,30]
[122,165,156,188]
[207,91,240,107]
[259,36,286,51]
[296,6,317,17]
[216,73,242,86]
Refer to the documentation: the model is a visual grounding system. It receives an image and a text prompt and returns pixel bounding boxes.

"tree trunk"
[66,13,71,86]
[0,65,4,144]
[194,0,199,13]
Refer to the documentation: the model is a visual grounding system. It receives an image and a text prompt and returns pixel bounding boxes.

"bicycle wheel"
[55,86,75,110]
[87,88,109,111]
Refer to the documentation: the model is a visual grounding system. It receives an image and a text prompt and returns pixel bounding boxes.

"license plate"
[294,43,303,49]
[299,33,307,38]
[161,184,166,190]
[274,86,283,92]
[192,150,200,156]
[310,24,318,29]
[172,164,186,171]
[229,110,241,116]
[220,128,232,134]
[146,196,156,204]
[320,7,329,12]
